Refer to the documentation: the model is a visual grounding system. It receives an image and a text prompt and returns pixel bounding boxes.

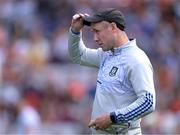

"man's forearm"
[110,92,155,124]
[68,28,85,64]
[68,28,101,67]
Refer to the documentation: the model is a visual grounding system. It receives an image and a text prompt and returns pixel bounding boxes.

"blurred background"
[0,0,179,134]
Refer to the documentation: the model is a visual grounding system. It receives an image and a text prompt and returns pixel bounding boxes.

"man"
[68,8,156,134]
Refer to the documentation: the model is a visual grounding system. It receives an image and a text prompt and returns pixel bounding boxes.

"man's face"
[91,21,114,51]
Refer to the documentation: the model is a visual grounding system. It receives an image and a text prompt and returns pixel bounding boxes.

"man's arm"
[110,62,156,123]
[68,14,102,67]
[68,28,102,67]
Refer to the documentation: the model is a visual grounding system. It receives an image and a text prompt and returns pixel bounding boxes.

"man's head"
[83,8,126,51]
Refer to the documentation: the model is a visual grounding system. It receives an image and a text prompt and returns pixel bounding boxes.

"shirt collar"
[110,39,136,55]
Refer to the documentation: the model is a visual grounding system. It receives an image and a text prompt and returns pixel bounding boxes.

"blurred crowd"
[0,0,179,134]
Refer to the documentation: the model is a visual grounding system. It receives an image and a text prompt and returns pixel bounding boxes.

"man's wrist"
[71,27,80,35]
[110,112,117,123]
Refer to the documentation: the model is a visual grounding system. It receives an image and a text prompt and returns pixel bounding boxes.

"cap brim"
[83,16,102,26]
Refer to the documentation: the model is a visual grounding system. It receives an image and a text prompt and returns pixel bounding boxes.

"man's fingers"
[88,120,96,127]
[78,13,89,18]
[84,13,90,16]
[78,13,85,17]
[72,14,82,20]
[72,13,85,20]
[72,13,89,23]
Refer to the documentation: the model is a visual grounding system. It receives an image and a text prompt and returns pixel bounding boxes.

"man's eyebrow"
[92,28,99,32]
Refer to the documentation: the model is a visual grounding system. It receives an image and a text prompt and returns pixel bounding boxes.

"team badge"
[109,66,118,77]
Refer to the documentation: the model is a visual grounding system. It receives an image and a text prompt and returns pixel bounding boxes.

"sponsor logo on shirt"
[109,66,118,77]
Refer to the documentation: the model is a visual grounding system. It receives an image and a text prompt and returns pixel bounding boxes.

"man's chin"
[102,48,109,51]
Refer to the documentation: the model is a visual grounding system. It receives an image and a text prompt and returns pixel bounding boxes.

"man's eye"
[92,29,100,35]
[95,30,100,34]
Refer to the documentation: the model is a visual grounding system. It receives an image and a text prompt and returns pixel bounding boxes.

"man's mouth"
[99,43,103,47]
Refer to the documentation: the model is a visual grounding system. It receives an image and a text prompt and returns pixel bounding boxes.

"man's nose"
[93,33,98,42]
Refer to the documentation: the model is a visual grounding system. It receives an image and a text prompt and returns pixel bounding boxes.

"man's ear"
[111,22,118,31]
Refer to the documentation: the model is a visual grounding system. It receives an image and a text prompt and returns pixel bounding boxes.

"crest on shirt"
[109,66,118,77]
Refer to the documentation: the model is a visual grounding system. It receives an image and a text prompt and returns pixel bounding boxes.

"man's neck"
[114,31,129,48]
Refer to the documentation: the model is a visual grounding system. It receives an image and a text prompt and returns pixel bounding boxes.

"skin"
[91,21,115,51]
[71,13,129,130]
[88,114,112,130]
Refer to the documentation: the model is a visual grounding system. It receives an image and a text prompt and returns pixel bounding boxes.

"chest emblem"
[109,66,118,77]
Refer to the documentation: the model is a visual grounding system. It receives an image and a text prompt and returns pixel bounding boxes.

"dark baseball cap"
[83,8,126,31]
